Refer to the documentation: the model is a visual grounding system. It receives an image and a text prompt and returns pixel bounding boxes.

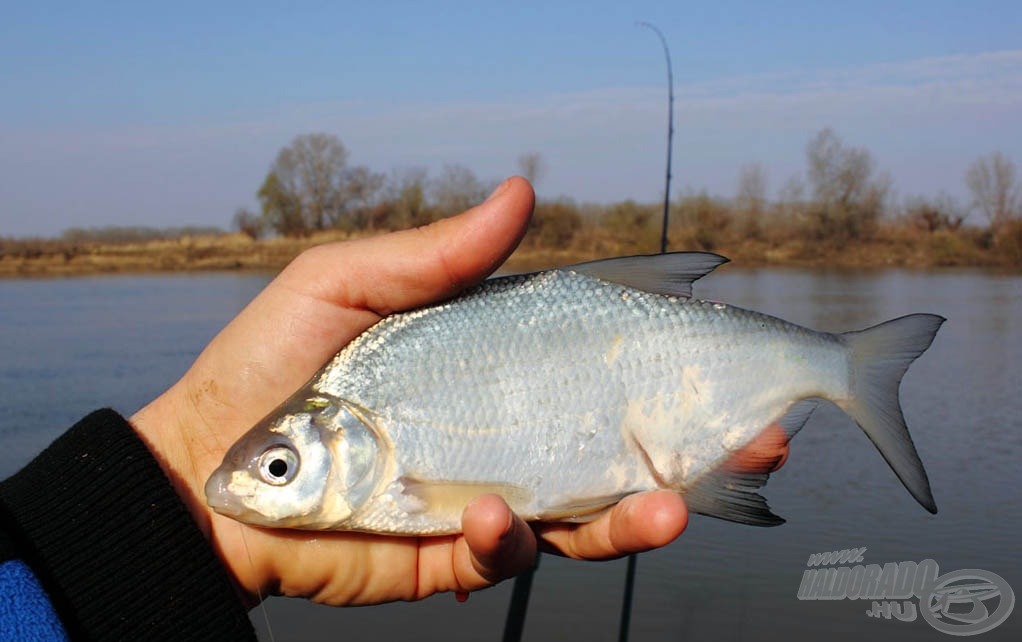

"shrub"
[529,200,582,247]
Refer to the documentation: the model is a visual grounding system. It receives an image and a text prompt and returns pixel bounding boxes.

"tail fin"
[839,314,945,513]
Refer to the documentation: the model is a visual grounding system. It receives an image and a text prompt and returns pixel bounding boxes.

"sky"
[1,0,1020,237]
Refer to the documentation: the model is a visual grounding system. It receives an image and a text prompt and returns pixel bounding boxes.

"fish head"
[204,394,385,529]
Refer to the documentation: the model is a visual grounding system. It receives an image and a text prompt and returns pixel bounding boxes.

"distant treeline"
[3,128,1020,269]
[230,129,1021,266]
[0,226,225,264]
[61,225,227,243]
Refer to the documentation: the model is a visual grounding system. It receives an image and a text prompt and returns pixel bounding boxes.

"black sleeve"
[0,409,257,641]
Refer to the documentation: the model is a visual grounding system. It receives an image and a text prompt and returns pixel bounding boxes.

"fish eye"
[258,446,299,486]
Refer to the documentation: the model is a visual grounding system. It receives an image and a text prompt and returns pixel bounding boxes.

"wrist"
[0,410,257,637]
[130,388,277,606]
[130,389,212,536]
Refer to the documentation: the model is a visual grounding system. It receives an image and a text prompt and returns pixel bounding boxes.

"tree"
[905,193,963,233]
[232,207,264,240]
[601,199,657,249]
[344,166,386,231]
[267,133,351,234]
[258,172,304,237]
[735,163,768,238]
[530,199,582,247]
[431,164,490,217]
[380,167,435,229]
[603,199,654,230]
[674,191,731,251]
[517,152,545,186]
[804,128,889,241]
[965,152,1020,231]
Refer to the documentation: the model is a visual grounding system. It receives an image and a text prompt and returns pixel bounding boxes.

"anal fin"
[684,469,784,527]
[683,403,822,527]
[723,399,819,475]
[777,398,820,438]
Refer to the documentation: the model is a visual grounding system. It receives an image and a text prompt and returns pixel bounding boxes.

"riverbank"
[0,226,1018,278]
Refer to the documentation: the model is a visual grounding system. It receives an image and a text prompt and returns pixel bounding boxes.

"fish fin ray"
[557,508,611,524]
[725,400,820,474]
[562,252,729,298]
[778,398,821,438]
[537,494,630,523]
[684,469,785,527]
[399,477,534,518]
[839,313,944,514]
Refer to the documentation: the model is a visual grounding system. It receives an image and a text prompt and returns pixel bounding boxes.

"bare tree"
[431,164,490,217]
[965,152,1020,230]
[530,199,582,247]
[232,207,264,240]
[345,165,386,231]
[804,128,888,240]
[905,193,964,233]
[258,172,304,237]
[778,175,805,207]
[383,167,435,228]
[270,133,351,233]
[769,175,807,240]
[735,163,768,238]
[517,152,545,186]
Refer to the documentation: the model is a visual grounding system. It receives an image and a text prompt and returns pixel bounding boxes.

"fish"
[204,252,945,535]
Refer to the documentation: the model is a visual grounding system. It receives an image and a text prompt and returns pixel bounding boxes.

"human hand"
[129,177,701,607]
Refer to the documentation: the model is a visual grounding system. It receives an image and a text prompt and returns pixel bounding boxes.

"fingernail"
[499,508,515,542]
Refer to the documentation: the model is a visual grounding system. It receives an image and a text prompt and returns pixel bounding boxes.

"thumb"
[279,176,535,316]
[183,174,534,427]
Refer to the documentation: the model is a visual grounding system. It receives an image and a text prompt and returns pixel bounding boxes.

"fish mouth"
[204,469,248,518]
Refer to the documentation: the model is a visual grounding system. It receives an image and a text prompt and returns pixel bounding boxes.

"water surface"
[1,268,1018,641]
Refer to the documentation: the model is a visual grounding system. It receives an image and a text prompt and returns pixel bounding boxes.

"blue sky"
[1,1,1020,237]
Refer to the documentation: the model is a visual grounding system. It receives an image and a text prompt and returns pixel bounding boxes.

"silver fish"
[205,253,944,535]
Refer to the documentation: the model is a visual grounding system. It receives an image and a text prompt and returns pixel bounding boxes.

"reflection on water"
[1,268,1019,641]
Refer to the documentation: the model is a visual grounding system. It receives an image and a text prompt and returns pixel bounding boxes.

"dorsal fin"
[562,252,729,298]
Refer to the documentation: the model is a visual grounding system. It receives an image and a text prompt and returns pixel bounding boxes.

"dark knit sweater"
[0,409,256,641]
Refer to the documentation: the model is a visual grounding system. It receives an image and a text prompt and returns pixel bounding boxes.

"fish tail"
[839,313,945,513]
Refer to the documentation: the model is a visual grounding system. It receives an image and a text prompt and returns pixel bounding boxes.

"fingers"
[452,495,537,591]
[423,491,686,598]
[536,490,687,560]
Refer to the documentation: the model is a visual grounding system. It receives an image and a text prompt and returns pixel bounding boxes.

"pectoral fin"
[399,477,534,521]
[536,493,632,523]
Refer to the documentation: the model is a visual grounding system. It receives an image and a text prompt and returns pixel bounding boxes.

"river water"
[0,267,1018,641]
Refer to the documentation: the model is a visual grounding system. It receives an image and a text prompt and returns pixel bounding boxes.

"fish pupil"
[268,458,288,478]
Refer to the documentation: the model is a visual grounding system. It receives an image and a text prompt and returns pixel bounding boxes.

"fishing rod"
[503,21,675,642]
[618,21,675,642]
[639,21,675,256]
[502,554,540,642]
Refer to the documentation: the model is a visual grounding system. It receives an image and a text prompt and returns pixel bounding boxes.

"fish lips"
[204,467,248,518]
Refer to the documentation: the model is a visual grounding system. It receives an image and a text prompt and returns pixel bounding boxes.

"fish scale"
[206,252,944,534]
